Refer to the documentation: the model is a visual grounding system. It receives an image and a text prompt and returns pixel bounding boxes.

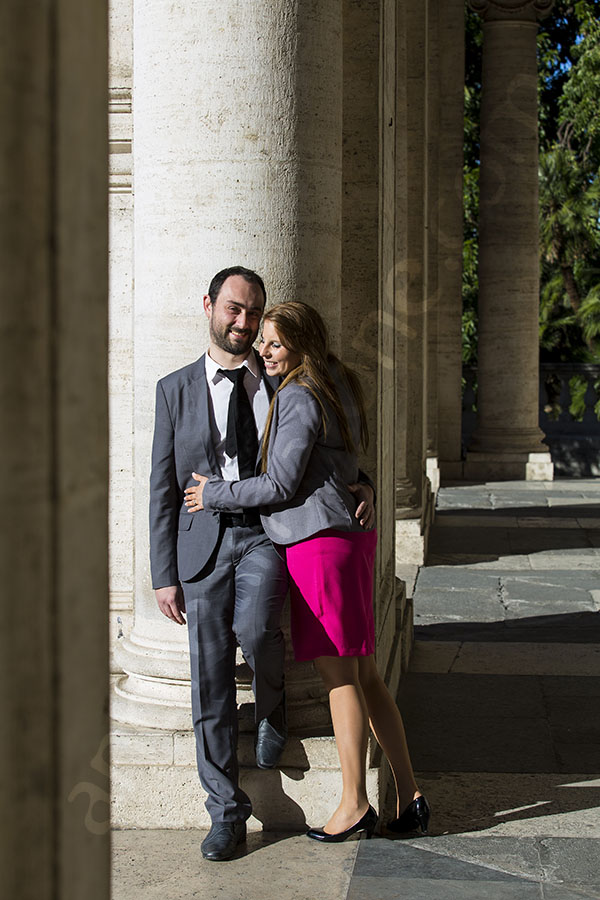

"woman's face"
[259,319,301,377]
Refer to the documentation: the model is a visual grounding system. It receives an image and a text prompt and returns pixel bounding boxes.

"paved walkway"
[113,479,600,900]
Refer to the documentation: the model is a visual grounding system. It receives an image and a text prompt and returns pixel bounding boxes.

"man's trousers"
[181,522,288,823]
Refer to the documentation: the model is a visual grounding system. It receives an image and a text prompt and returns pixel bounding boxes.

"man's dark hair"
[208,266,267,306]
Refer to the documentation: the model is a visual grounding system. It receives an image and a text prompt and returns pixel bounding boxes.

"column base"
[463,450,554,482]
[110,724,387,830]
[426,455,440,496]
[395,483,436,567]
[110,604,413,830]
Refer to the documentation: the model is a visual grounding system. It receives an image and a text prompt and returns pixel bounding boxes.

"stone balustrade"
[463,364,600,476]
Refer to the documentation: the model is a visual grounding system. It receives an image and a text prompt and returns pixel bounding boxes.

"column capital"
[468,0,553,21]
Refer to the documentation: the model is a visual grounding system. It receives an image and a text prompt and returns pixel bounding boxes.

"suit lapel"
[185,354,220,475]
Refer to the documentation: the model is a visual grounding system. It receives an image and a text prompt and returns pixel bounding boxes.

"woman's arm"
[195,384,322,511]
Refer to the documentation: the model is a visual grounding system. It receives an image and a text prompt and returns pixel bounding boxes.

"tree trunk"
[561,264,581,312]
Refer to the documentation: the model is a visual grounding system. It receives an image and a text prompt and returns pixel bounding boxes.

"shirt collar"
[205,349,260,384]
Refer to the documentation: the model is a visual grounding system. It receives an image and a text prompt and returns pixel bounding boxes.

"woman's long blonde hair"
[260,301,368,472]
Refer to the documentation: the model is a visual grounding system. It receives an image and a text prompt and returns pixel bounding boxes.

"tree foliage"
[463,0,600,365]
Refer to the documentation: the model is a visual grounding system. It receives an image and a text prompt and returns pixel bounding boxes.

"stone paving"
[112,479,600,900]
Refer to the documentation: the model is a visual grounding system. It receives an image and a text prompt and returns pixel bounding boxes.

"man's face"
[204,275,265,357]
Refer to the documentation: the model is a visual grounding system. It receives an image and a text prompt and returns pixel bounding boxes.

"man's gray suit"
[149,350,288,823]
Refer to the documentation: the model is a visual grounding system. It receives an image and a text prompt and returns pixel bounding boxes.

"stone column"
[436,0,466,480]
[425,0,441,496]
[108,0,134,672]
[466,0,554,481]
[111,0,352,829]
[394,0,434,567]
[341,0,410,745]
[1,2,109,899]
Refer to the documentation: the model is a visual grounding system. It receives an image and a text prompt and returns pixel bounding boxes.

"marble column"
[466,0,554,481]
[394,0,434,567]
[341,0,410,722]
[111,0,362,829]
[108,0,134,672]
[112,0,343,729]
[436,0,466,480]
[1,2,110,898]
[425,0,441,496]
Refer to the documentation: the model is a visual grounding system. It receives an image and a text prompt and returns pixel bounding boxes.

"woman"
[185,301,429,841]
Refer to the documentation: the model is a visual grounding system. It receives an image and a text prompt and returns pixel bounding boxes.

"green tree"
[463,0,600,364]
[538,5,600,361]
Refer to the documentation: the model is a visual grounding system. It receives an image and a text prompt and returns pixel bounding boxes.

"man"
[150,266,288,861]
[150,266,374,861]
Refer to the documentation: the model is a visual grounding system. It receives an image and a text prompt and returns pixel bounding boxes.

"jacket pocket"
[178,513,193,531]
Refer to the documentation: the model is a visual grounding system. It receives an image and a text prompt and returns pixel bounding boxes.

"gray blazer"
[202,365,372,545]
[149,351,278,588]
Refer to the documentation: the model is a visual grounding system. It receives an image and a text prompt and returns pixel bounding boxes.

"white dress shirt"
[204,350,271,482]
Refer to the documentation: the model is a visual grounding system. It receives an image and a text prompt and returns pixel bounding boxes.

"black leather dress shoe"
[306,805,378,843]
[201,822,247,861]
[255,698,287,768]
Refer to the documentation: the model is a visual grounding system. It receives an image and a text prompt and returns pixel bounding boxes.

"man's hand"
[348,483,375,530]
[184,472,209,511]
[155,585,186,625]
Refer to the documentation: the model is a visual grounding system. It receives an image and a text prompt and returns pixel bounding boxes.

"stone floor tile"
[415,612,600,643]
[400,673,546,720]
[413,772,600,838]
[400,714,557,775]
[416,568,505,590]
[517,517,583,528]
[397,836,600,897]
[408,641,462,673]
[414,591,506,622]
[508,532,593,555]
[537,837,600,885]
[449,642,600,676]
[346,875,544,900]
[435,515,520,528]
[112,829,357,900]
[464,556,534,570]
[352,840,523,881]
[542,884,600,899]
[541,676,600,699]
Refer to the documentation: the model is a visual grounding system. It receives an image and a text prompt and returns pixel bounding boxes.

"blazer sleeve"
[202,385,322,510]
[357,468,376,505]
[149,380,180,588]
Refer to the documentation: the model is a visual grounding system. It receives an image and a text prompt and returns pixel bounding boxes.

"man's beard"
[210,320,255,356]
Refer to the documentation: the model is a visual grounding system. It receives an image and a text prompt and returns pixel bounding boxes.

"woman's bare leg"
[357,655,421,815]
[313,655,371,834]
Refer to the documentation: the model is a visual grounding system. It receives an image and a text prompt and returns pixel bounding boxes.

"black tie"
[218,368,259,479]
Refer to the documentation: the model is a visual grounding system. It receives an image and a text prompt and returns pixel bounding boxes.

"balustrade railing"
[539,364,600,434]
[461,363,600,476]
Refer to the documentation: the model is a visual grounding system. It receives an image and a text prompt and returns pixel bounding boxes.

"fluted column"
[466,0,554,480]
[112,0,342,776]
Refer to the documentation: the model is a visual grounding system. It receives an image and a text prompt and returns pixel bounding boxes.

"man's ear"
[203,294,212,317]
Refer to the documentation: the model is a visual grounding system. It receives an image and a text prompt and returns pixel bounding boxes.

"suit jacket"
[202,363,373,546]
[149,350,278,588]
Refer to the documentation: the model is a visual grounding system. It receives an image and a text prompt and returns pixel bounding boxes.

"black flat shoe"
[386,795,430,835]
[306,805,378,843]
[201,821,247,861]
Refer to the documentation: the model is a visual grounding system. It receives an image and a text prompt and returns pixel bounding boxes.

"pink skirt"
[283,528,377,662]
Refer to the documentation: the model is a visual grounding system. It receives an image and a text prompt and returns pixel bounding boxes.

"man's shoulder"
[157,355,206,391]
